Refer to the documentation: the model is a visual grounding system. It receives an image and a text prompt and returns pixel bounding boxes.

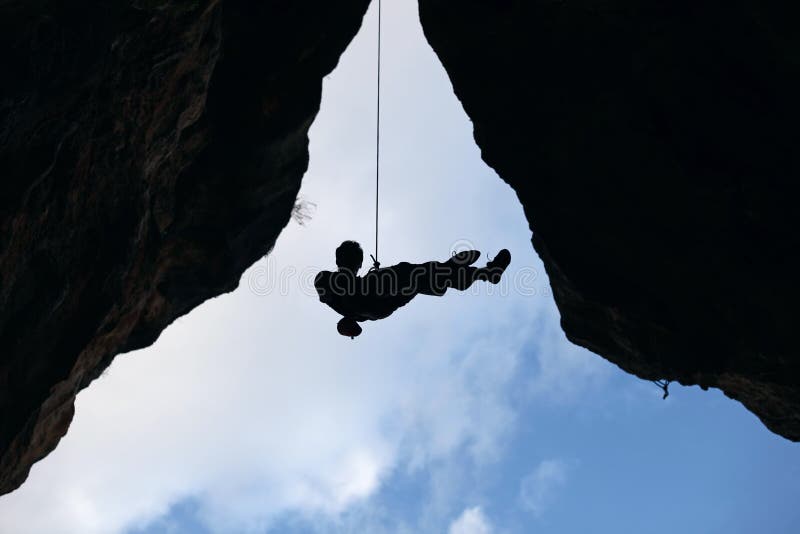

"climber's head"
[337,317,362,339]
[336,240,363,272]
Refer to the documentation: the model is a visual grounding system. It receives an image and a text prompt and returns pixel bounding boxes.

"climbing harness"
[370,0,382,271]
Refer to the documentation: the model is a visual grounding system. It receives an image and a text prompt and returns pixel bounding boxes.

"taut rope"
[370,0,382,271]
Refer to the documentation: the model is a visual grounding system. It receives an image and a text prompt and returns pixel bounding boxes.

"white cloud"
[448,506,493,534]
[519,459,571,517]
[527,317,611,404]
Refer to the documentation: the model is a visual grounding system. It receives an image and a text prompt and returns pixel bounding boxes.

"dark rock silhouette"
[315,241,511,336]
[418,0,800,440]
[0,0,370,495]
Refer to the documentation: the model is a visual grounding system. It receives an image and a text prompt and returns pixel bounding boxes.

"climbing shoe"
[485,249,511,283]
[449,250,481,265]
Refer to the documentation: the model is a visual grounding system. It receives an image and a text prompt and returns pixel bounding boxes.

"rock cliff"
[0,0,370,495]
[419,0,800,440]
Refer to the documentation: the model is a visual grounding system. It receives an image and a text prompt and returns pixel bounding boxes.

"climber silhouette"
[315,241,511,338]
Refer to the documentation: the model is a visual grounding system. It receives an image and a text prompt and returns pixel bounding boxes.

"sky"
[1,1,799,533]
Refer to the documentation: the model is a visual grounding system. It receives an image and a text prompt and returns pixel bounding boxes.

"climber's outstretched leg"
[392,249,511,296]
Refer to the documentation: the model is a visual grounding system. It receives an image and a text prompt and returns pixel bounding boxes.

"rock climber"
[315,240,511,338]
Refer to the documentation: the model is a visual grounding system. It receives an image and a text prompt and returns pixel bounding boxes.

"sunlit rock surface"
[0,0,370,495]
[419,0,800,440]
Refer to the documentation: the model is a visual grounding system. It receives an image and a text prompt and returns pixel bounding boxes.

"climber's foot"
[449,250,481,266]
[485,249,511,283]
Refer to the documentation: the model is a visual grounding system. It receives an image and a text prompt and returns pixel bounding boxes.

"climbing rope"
[370,0,382,271]
[652,379,671,400]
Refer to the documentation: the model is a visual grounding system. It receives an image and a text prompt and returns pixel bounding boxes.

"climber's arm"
[314,271,331,303]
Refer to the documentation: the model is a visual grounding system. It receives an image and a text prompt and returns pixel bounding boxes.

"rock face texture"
[419,1,800,440]
[0,0,370,495]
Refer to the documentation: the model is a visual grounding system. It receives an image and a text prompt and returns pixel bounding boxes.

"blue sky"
[0,1,798,533]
